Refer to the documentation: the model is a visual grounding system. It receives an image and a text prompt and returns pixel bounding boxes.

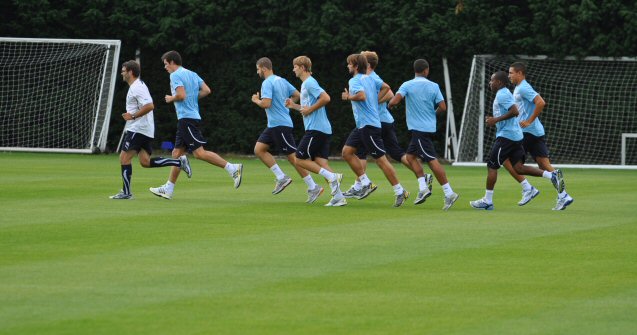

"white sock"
[441,183,454,197]
[224,162,237,176]
[542,171,553,179]
[165,180,175,193]
[417,176,428,191]
[520,179,532,191]
[392,183,404,196]
[353,180,363,191]
[485,190,494,203]
[270,164,286,180]
[559,191,568,198]
[303,175,317,190]
[318,168,335,181]
[359,174,371,186]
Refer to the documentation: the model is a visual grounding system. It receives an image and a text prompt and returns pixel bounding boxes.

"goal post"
[0,37,121,153]
[454,55,637,169]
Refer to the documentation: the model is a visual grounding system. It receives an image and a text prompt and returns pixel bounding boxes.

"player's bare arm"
[122,102,154,121]
[198,82,211,99]
[387,93,404,108]
[165,86,186,103]
[521,95,545,128]
[486,104,518,127]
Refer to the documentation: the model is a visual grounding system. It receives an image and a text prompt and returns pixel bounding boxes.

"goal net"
[0,38,120,153]
[455,55,637,168]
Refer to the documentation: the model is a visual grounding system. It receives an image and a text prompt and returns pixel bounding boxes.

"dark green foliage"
[3,0,636,153]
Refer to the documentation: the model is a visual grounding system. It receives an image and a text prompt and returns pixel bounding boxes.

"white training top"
[124,78,155,138]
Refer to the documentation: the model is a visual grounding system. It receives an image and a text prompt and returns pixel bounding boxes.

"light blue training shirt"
[513,79,545,137]
[493,87,523,141]
[369,71,394,124]
[348,73,382,128]
[396,76,444,132]
[261,75,297,128]
[170,67,204,120]
[300,76,332,134]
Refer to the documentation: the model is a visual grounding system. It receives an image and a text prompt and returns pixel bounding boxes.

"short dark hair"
[510,62,526,75]
[493,70,509,86]
[161,50,182,66]
[347,54,368,74]
[256,57,273,70]
[414,59,429,73]
[122,60,140,77]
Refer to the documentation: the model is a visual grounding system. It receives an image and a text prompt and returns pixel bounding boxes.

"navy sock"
[150,157,181,167]
[121,164,132,195]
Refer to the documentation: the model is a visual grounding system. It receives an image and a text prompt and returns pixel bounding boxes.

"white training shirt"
[124,78,155,138]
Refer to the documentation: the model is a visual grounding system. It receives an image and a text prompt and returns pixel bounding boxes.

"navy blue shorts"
[175,118,207,152]
[257,126,297,155]
[406,130,438,162]
[296,130,331,160]
[355,122,405,161]
[345,126,386,159]
[522,133,550,159]
[120,131,153,154]
[487,137,525,169]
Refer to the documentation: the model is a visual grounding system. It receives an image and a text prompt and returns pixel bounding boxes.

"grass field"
[1,152,636,334]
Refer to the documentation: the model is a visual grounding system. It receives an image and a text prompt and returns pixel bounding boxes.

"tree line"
[2,0,635,154]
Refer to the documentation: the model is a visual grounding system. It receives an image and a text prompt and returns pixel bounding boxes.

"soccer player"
[285,56,346,206]
[507,62,573,210]
[341,54,409,207]
[149,51,243,199]
[251,57,317,196]
[110,60,192,200]
[388,59,459,210]
[469,71,566,210]
[343,51,433,204]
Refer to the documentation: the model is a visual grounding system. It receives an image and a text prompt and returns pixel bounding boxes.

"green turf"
[1,152,636,334]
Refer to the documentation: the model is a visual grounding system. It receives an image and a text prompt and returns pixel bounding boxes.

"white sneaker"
[149,184,172,200]
[324,196,347,207]
[518,187,540,206]
[272,175,292,194]
[306,186,324,204]
[470,198,494,210]
[443,192,459,211]
[329,173,343,195]
[232,164,243,189]
[179,155,192,178]
[553,193,574,210]
[109,190,132,199]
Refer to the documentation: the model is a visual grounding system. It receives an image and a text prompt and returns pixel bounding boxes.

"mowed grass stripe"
[1,152,636,334]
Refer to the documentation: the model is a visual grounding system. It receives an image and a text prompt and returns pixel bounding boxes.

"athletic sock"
[359,174,371,187]
[559,191,568,198]
[318,168,335,181]
[224,162,237,176]
[417,176,428,191]
[520,179,532,191]
[392,183,404,196]
[165,181,175,193]
[270,164,286,180]
[485,190,494,203]
[542,171,553,179]
[150,157,180,167]
[441,183,454,197]
[353,180,363,191]
[121,164,132,195]
[303,175,317,190]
